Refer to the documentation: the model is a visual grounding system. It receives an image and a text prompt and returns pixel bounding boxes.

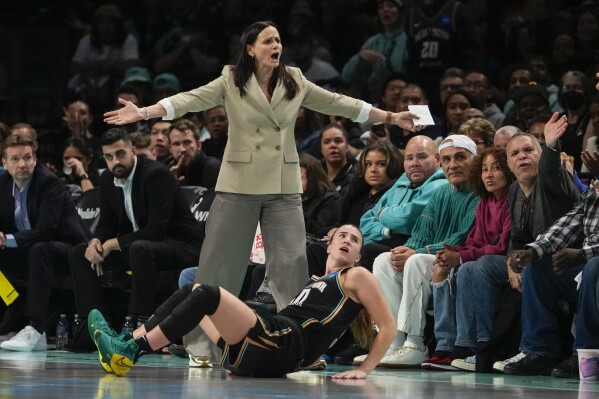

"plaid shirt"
[528,187,599,260]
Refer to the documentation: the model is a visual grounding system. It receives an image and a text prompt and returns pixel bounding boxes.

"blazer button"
[255,145,261,150]
[275,127,281,132]
[255,127,260,133]
[275,145,281,150]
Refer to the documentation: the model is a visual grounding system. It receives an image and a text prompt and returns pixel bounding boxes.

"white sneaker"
[379,344,429,368]
[451,355,476,371]
[353,346,395,365]
[0,332,17,343]
[493,352,526,373]
[0,326,47,352]
[188,354,213,368]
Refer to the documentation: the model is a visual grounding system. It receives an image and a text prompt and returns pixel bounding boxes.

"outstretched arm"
[333,268,395,379]
[368,107,424,133]
[104,98,167,125]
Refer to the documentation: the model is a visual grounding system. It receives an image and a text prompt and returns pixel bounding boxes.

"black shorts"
[219,312,305,378]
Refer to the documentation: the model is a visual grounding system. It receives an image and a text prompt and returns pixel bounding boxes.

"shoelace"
[506,352,526,364]
[11,327,36,342]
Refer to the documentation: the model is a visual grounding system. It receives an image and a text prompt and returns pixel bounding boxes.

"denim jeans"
[455,255,508,349]
[520,256,581,357]
[432,268,457,352]
[573,257,599,352]
[178,267,198,288]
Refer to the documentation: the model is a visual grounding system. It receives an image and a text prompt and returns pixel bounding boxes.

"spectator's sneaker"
[492,352,526,372]
[379,344,429,368]
[0,332,17,344]
[189,354,213,368]
[421,350,457,370]
[451,355,477,372]
[0,326,47,352]
[353,346,395,365]
[551,355,579,379]
[93,330,139,377]
[503,354,560,376]
[168,344,188,358]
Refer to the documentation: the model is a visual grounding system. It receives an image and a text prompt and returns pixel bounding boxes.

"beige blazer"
[167,66,364,194]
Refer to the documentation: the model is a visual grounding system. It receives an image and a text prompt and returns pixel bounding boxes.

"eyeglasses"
[102,150,128,161]
[517,195,532,231]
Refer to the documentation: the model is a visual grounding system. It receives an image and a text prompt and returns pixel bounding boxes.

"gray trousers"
[184,192,308,358]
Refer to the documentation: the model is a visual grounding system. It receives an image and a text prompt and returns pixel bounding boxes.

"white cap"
[438,134,477,156]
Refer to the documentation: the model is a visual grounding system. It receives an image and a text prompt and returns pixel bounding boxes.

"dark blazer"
[0,164,91,247]
[181,152,221,188]
[94,156,203,249]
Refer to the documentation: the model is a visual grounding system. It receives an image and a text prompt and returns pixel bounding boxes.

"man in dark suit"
[0,135,91,351]
[67,128,202,349]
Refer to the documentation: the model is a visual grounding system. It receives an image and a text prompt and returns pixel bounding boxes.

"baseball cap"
[122,67,151,85]
[438,134,478,156]
[153,73,180,92]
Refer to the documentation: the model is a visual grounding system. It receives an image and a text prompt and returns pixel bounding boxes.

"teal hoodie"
[360,168,447,244]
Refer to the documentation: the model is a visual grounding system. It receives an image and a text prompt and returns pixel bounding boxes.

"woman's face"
[481,154,508,197]
[247,26,282,71]
[321,127,348,165]
[378,1,401,30]
[363,150,391,193]
[446,94,470,132]
[300,166,308,193]
[63,146,90,171]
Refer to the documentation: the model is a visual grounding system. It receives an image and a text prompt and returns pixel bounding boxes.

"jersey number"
[421,41,439,59]
[289,288,311,307]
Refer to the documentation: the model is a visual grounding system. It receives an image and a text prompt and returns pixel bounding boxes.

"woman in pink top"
[421,147,514,371]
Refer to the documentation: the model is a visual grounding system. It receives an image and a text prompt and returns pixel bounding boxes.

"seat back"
[74,187,101,233]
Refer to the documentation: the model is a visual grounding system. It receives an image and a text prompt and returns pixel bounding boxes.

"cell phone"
[371,122,386,137]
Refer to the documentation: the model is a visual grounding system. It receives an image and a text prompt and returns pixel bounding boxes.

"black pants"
[68,239,200,317]
[0,241,72,326]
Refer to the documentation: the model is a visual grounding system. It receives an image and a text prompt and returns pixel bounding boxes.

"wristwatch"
[80,173,90,181]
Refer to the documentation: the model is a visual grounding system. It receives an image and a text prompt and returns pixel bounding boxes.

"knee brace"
[160,284,221,342]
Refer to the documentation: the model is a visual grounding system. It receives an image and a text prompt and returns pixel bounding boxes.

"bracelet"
[143,107,150,120]
[385,111,393,124]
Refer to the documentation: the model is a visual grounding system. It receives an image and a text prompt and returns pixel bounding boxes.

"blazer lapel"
[246,74,278,125]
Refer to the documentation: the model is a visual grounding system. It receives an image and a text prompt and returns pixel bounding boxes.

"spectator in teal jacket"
[341,0,408,102]
[360,136,446,252]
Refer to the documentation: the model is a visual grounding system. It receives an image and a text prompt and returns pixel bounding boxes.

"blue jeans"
[432,269,457,352]
[574,257,599,352]
[455,255,508,348]
[179,267,198,288]
[520,256,582,357]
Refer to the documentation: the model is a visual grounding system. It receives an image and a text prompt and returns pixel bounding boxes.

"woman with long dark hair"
[104,20,421,366]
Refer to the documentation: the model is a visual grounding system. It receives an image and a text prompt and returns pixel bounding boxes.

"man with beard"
[66,128,203,351]
[167,119,220,188]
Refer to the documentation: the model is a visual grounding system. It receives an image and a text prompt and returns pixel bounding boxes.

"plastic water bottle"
[71,314,82,339]
[121,316,134,337]
[56,314,69,350]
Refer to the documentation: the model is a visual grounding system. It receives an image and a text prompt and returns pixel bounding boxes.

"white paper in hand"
[408,105,435,126]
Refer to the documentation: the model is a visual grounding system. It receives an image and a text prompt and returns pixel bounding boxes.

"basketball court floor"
[0,350,594,398]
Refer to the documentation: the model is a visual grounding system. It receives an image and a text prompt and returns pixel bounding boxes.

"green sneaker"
[93,330,139,377]
[88,309,120,374]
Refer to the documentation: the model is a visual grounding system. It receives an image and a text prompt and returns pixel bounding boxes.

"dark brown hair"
[467,147,514,199]
[232,21,299,101]
[169,119,200,141]
[355,141,404,180]
[299,152,335,199]
[2,134,36,159]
